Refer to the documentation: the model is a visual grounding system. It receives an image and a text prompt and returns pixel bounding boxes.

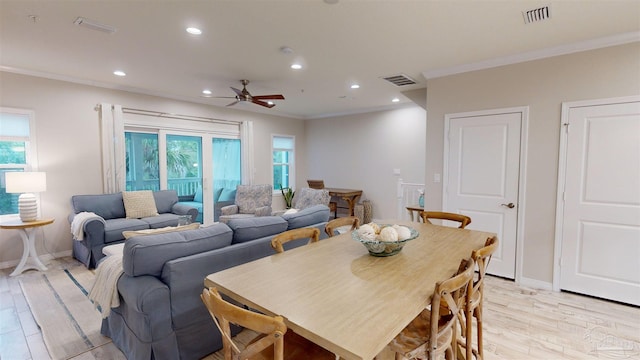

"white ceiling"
[1,1,639,119]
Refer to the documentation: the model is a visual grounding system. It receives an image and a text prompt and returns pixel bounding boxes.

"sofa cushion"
[104,218,149,243]
[71,193,126,220]
[123,190,159,219]
[123,223,200,239]
[143,213,185,229]
[123,223,233,277]
[154,189,179,214]
[282,204,330,230]
[227,216,288,244]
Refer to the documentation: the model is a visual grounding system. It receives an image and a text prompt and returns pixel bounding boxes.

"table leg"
[10,228,48,276]
[342,195,362,216]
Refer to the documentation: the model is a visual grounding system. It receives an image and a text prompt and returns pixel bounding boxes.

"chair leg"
[465,306,473,360]
[476,304,484,360]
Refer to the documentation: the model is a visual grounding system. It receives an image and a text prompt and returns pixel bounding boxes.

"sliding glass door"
[125,130,241,224]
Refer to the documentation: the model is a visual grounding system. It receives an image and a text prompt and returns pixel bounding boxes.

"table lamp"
[5,172,47,222]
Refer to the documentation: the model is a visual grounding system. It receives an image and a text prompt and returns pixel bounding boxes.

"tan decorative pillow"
[122,222,200,239]
[122,190,159,219]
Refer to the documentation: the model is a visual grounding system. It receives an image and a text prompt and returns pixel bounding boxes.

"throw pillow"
[122,222,200,239]
[122,190,159,219]
[219,188,237,202]
[194,187,203,203]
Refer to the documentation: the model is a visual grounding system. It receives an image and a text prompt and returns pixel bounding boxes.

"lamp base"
[18,193,39,222]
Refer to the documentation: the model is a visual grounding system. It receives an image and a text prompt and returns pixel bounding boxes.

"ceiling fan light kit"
[217,80,285,109]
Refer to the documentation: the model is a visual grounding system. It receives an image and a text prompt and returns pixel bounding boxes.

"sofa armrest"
[117,274,174,339]
[171,203,199,220]
[254,206,272,217]
[221,204,238,216]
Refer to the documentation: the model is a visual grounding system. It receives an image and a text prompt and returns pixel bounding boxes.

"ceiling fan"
[217,80,285,108]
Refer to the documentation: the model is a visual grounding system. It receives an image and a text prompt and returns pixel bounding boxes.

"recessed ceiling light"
[267,101,274,106]
[113,70,126,77]
[291,63,302,70]
[392,97,400,103]
[186,27,202,35]
[202,89,212,97]
[350,84,360,89]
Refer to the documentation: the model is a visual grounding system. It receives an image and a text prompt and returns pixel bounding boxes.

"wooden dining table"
[204,221,495,360]
[325,187,363,216]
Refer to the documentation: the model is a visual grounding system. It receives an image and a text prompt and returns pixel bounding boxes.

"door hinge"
[563,123,570,133]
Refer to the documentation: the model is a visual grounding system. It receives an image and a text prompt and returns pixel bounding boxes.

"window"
[272,135,294,191]
[0,108,36,216]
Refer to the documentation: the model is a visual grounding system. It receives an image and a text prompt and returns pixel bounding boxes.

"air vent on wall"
[381,74,417,87]
[73,17,117,34]
[522,5,551,24]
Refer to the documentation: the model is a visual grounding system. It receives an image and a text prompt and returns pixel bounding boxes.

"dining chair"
[385,257,475,360]
[420,211,472,229]
[459,236,499,360]
[324,216,360,237]
[201,287,335,360]
[307,180,338,218]
[270,227,320,253]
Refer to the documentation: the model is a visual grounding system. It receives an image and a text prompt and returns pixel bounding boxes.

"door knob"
[501,202,515,209]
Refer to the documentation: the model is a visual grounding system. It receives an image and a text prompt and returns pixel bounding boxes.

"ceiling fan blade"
[230,87,244,97]
[252,99,275,108]
[226,100,240,107]
[252,94,285,100]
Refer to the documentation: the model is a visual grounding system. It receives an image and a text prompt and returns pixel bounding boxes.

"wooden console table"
[0,218,54,276]
[325,188,363,217]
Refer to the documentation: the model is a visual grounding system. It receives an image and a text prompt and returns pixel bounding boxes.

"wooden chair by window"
[420,211,472,229]
[385,257,475,360]
[324,216,360,237]
[270,227,320,254]
[307,180,337,218]
[459,236,499,360]
[201,287,335,359]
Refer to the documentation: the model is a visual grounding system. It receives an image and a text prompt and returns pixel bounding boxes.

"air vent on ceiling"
[73,17,117,34]
[381,74,417,87]
[522,5,551,24]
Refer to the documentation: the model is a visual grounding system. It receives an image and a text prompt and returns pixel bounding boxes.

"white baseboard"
[519,276,553,291]
[0,250,73,271]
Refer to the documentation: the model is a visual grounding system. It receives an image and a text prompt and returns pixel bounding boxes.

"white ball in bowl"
[357,224,377,241]
[378,227,399,242]
[392,225,412,241]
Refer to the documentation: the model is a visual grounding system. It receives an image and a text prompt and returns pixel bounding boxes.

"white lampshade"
[5,172,47,222]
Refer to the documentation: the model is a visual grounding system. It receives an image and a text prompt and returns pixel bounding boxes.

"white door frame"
[553,95,640,292]
[443,106,529,284]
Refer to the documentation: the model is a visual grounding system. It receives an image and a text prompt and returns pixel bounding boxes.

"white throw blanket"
[89,254,124,319]
[70,211,105,241]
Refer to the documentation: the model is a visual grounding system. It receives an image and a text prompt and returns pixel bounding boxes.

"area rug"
[19,266,111,360]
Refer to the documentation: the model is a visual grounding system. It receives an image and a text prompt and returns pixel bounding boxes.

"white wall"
[304,106,426,220]
[425,42,640,285]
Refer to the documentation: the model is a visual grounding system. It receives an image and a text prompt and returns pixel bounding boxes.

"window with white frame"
[272,135,294,191]
[0,108,36,216]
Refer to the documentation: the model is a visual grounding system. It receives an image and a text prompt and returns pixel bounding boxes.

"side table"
[0,218,54,276]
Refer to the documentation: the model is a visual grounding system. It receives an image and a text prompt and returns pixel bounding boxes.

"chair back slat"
[271,227,320,253]
[325,216,360,237]
[420,211,472,229]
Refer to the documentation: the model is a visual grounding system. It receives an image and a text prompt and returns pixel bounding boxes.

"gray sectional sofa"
[100,205,331,360]
[69,190,199,269]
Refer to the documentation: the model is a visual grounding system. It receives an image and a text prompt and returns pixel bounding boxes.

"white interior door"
[444,109,524,279]
[558,99,640,306]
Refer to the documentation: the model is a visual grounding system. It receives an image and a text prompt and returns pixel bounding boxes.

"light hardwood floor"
[1,257,638,360]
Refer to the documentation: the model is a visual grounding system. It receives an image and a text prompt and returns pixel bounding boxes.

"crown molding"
[422,31,640,80]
